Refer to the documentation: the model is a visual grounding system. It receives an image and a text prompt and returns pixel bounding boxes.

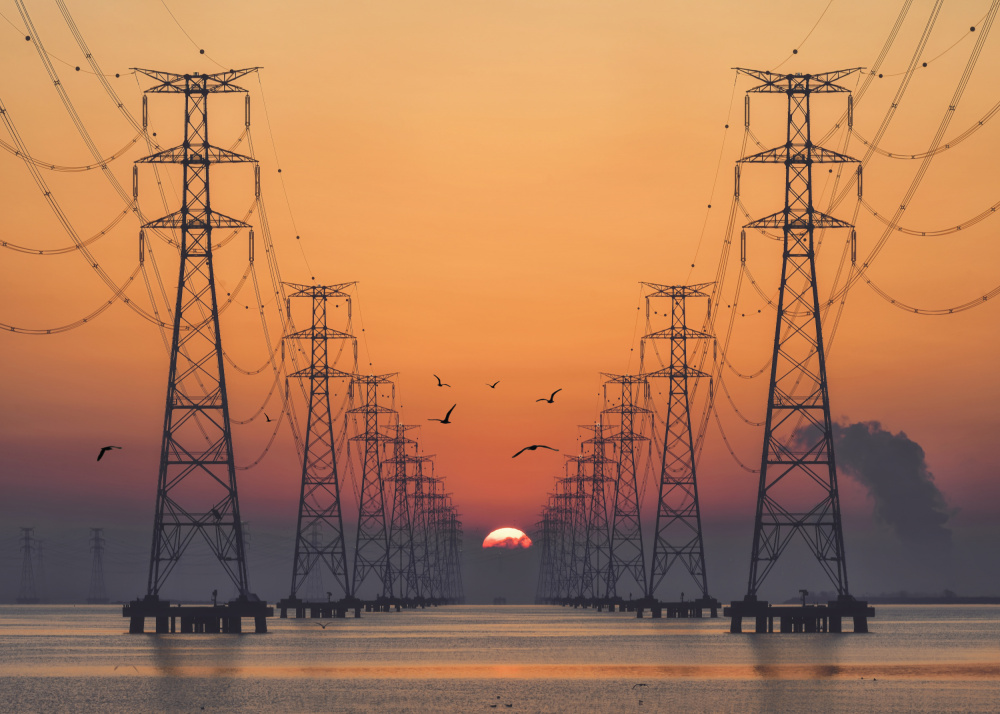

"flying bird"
[632,683,648,689]
[512,444,559,458]
[433,374,451,387]
[487,380,500,389]
[316,621,331,629]
[96,445,122,461]
[428,404,456,424]
[536,388,562,403]
[264,412,272,422]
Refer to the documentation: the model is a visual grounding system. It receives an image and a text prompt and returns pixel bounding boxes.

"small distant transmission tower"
[17,528,39,604]
[534,504,557,603]
[603,374,650,599]
[578,423,612,600]
[385,424,420,599]
[134,68,259,601]
[348,373,396,598]
[286,283,355,602]
[87,528,109,604]
[736,68,861,601]
[643,283,713,602]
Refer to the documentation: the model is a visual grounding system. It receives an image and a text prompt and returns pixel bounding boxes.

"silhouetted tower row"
[136,68,259,601]
[534,506,556,603]
[286,282,355,602]
[603,374,650,599]
[87,527,109,604]
[385,424,420,599]
[579,422,612,600]
[349,373,396,598]
[17,527,40,604]
[737,67,860,601]
[643,283,713,602]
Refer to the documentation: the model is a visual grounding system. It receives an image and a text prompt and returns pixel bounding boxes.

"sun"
[482,527,532,549]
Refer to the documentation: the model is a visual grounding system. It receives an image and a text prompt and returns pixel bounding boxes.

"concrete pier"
[124,595,273,634]
[724,597,874,634]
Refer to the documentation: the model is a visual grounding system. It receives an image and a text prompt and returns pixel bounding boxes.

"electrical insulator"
[255,164,260,198]
[857,166,863,198]
[847,95,853,130]
[850,229,857,264]
[245,95,250,128]
[735,165,741,198]
[740,229,746,263]
[132,165,138,200]
[142,95,147,130]
[139,229,145,265]
[744,95,750,128]
[248,229,254,263]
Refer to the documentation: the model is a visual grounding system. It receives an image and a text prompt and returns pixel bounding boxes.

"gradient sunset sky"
[1,0,998,599]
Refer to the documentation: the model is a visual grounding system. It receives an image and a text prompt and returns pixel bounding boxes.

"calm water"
[1,604,997,712]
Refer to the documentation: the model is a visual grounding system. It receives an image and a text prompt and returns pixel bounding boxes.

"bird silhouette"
[512,444,558,458]
[96,445,122,461]
[487,380,500,389]
[536,388,562,403]
[434,374,451,387]
[632,683,648,689]
[264,412,272,422]
[210,507,222,521]
[428,404,456,424]
[316,621,331,629]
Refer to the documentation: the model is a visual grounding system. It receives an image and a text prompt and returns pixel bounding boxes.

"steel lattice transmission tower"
[385,423,420,599]
[578,423,612,600]
[603,374,650,599]
[134,68,259,600]
[349,373,396,598]
[286,282,355,602]
[737,68,861,601]
[87,528,109,604]
[17,527,40,604]
[644,283,714,601]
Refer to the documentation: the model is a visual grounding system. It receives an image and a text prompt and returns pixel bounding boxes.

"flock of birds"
[426,376,562,458]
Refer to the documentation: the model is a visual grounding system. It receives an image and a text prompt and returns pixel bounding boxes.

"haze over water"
[1,604,997,712]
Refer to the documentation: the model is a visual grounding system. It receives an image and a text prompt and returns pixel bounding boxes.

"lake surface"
[1,604,997,712]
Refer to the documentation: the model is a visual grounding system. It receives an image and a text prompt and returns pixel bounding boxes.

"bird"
[512,445,558,458]
[433,374,451,387]
[264,412,272,422]
[487,380,500,389]
[428,404,456,424]
[316,621,331,629]
[96,446,122,461]
[632,683,648,689]
[210,507,222,521]
[536,388,562,403]
[113,664,139,673]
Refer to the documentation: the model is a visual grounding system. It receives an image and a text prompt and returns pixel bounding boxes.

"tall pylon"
[578,423,612,600]
[643,283,713,601]
[348,373,396,598]
[285,282,355,602]
[17,527,39,604]
[409,455,435,597]
[603,374,650,599]
[87,528,109,604]
[134,68,259,600]
[736,68,861,600]
[385,423,420,599]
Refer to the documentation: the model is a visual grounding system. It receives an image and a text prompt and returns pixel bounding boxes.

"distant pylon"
[409,455,435,597]
[17,527,39,604]
[603,374,651,599]
[285,282,355,602]
[385,423,420,599]
[87,528,109,604]
[134,68,259,600]
[578,422,612,600]
[643,283,714,601]
[348,373,396,598]
[534,505,556,603]
[736,67,861,600]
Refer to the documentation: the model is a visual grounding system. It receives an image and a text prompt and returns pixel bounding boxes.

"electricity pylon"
[348,373,396,598]
[643,283,713,601]
[134,68,259,600]
[286,282,355,601]
[385,424,420,599]
[603,374,650,599]
[17,527,39,604]
[736,68,861,600]
[87,528,110,603]
[578,423,612,600]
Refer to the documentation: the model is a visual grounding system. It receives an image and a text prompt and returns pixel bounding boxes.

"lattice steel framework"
[409,457,435,597]
[286,282,355,601]
[603,374,650,599]
[644,283,713,600]
[348,373,396,598]
[737,68,861,599]
[135,68,259,598]
[17,527,39,604]
[385,424,420,598]
[534,506,556,603]
[578,423,613,599]
[87,528,109,603]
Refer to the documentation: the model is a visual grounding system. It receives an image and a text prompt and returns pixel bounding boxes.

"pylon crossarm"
[131,67,260,92]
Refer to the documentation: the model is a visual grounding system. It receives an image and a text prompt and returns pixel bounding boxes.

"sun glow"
[482,527,532,549]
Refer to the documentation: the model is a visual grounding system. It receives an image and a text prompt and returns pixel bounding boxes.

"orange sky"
[1,0,999,594]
